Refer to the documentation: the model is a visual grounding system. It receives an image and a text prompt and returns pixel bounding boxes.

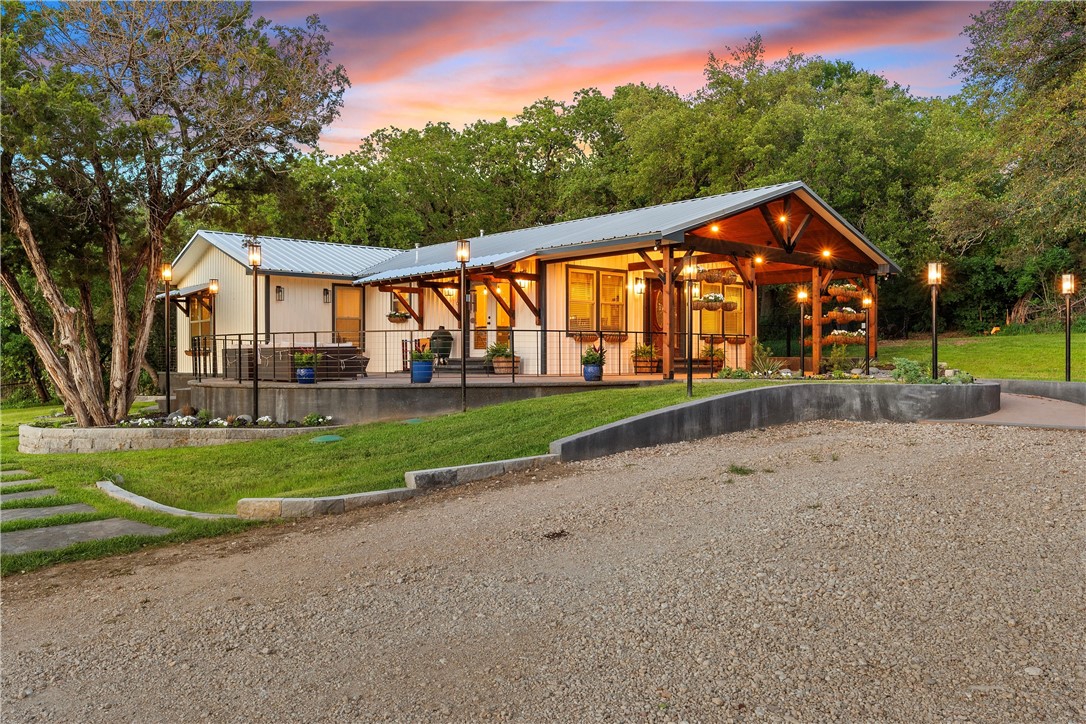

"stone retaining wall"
[19,424,329,454]
[550,381,1002,462]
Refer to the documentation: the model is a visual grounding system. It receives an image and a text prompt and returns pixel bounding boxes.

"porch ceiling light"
[821,249,831,258]
[160,263,172,282]
[456,239,470,263]
[209,278,219,295]
[710,224,719,233]
[778,214,787,224]
[753,255,764,265]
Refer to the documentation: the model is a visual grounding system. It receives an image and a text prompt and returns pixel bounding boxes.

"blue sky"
[256,1,988,154]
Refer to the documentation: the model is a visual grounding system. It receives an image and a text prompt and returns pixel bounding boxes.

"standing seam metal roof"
[356,181,897,283]
[176,231,403,278]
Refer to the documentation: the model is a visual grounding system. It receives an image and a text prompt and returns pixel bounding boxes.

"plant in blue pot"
[293,349,323,384]
[410,348,435,383]
[581,345,605,382]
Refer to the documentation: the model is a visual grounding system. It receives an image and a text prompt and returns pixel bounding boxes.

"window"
[190,296,212,343]
[700,283,722,335]
[567,266,627,331]
[699,281,744,335]
[568,269,596,331]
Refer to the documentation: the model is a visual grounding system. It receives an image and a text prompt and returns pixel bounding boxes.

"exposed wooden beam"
[637,250,664,282]
[759,204,788,248]
[378,285,424,294]
[509,279,541,325]
[391,290,422,325]
[820,269,836,292]
[684,235,875,275]
[429,287,461,323]
[482,278,514,321]
[789,214,812,249]
[728,255,753,289]
[754,270,818,285]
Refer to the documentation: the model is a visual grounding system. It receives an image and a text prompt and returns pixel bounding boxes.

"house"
[167,181,899,382]
[353,180,899,376]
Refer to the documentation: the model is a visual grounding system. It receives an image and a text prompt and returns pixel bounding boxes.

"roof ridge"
[197,230,397,253]
[469,181,800,239]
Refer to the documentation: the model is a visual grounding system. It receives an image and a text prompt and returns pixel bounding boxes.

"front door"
[472,282,512,354]
[333,285,363,348]
[645,278,683,360]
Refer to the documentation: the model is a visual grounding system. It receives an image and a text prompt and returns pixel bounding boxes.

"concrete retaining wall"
[550,382,1002,462]
[19,424,327,454]
[985,379,1086,405]
[190,379,652,426]
[405,454,558,489]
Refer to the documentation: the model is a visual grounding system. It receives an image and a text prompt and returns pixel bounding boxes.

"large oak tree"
[1,1,348,425]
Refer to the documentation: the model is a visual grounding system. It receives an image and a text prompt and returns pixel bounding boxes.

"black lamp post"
[244,238,262,419]
[928,262,942,380]
[685,256,696,397]
[457,239,470,411]
[161,263,172,413]
[797,288,808,378]
[862,294,872,376]
[208,278,219,377]
[1063,273,1076,382]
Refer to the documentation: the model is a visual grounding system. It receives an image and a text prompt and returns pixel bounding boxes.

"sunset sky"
[256,1,988,155]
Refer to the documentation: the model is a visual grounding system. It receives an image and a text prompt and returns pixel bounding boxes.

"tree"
[1,1,348,425]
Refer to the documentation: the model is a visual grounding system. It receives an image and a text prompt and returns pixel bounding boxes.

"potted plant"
[293,348,323,384]
[387,311,411,324]
[484,341,520,375]
[700,292,725,311]
[409,348,435,383]
[631,344,660,374]
[701,345,725,373]
[581,345,605,381]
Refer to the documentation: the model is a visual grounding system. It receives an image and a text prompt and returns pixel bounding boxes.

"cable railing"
[185,327,751,383]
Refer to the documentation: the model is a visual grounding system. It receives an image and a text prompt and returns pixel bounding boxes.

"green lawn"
[879,332,1086,381]
[1,380,774,573]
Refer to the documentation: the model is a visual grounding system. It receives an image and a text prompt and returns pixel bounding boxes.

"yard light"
[209,279,219,377]
[161,263,172,413]
[928,262,943,380]
[797,288,808,377]
[457,240,470,411]
[685,256,697,397]
[862,294,872,376]
[244,237,262,419]
[1062,273,1076,381]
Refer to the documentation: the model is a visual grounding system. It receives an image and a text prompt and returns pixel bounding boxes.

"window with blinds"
[568,267,627,331]
[724,285,743,333]
[600,272,626,331]
[700,283,722,334]
[568,269,596,330]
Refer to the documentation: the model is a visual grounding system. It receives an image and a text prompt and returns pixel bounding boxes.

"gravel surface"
[2,421,1084,722]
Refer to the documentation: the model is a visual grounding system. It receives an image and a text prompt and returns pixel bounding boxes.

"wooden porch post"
[662,246,674,379]
[866,274,879,362]
[739,257,756,369]
[811,266,822,375]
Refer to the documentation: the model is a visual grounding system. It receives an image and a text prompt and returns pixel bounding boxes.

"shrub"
[580,346,606,366]
[717,366,752,379]
[484,342,512,360]
[891,357,929,384]
[410,349,435,361]
[750,337,783,377]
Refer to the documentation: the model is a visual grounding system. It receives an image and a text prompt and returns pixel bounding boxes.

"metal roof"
[173,230,403,280]
[356,181,899,283]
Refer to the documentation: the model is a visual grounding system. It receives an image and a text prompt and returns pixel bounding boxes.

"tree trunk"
[26,354,51,403]
[140,357,160,390]
[1009,292,1033,325]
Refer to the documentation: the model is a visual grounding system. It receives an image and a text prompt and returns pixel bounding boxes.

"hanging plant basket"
[725,336,747,345]
[602,332,629,344]
[698,269,723,283]
[804,315,834,326]
[702,301,723,312]
[721,301,738,312]
[387,314,410,324]
[820,295,832,304]
[567,331,599,343]
[722,271,739,285]
[691,300,705,311]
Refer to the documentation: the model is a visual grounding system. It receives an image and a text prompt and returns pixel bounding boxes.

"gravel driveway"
[2,421,1083,722]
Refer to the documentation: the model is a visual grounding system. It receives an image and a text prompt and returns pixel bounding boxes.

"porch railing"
[185,327,750,382]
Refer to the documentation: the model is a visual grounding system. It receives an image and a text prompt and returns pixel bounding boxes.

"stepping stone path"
[0,468,172,556]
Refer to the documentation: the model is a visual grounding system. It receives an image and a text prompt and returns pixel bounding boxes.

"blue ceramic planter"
[583,363,602,382]
[295,367,316,384]
[411,360,434,383]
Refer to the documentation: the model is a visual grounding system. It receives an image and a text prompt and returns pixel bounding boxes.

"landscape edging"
[96,480,237,520]
[19,424,343,454]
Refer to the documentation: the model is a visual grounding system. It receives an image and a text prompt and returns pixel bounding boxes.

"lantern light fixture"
[161,263,172,282]
[1062,273,1075,296]
[927,261,943,286]
[209,278,219,295]
[633,277,646,295]
[456,239,470,263]
[797,288,808,303]
[323,288,331,304]
[275,285,285,302]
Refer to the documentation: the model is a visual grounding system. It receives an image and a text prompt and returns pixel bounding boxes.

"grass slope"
[879,332,1086,381]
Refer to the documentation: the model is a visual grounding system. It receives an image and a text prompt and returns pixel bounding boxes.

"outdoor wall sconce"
[208,278,219,295]
[517,278,529,289]
[443,287,456,297]
[275,285,285,302]
[634,277,645,295]
[1062,273,1076,381]
[323,288,331,304]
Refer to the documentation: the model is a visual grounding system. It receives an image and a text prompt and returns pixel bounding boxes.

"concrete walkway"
[935,393,1085,430]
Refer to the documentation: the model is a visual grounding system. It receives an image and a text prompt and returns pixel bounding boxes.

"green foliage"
[891,357,930,384]
[409,349,434,362]
[483,342,512,360]
[750,338,783,377]
[881,333,1085,381]
[632,344,659,359]
[293,350,324,366]
[827,344,851,373]
[717,366,753,379]
[580,345,606,366]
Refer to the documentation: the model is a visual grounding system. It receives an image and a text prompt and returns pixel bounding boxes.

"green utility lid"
[310,434,343,444]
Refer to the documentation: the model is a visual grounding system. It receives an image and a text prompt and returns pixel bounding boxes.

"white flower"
[257,416,273,424]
